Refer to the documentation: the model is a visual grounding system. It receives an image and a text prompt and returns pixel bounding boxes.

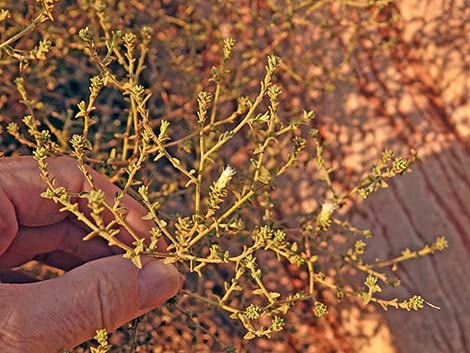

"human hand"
[0,156,182,353]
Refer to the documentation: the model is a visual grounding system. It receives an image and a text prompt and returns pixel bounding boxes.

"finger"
[0,255,181,353]
[0,156,166,255]
[0,219,112,269]
[0,156,82,227]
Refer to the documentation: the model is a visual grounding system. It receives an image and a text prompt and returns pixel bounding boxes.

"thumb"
[1,255,181,353]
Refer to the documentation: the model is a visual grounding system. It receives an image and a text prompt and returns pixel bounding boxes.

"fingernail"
[137,260,180,309]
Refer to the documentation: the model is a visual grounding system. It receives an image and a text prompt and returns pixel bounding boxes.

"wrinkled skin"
[0,156,181,353]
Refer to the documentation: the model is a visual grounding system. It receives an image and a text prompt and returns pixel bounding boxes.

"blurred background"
[0,0,468,352]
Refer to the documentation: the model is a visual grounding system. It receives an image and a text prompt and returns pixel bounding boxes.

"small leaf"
[229,312,238,319]
[243,332,255,340]
[83,230,100,241]
[164,257,178,264]
[131,255,142,269]
[290,242,298,252]
[252,288,264,295]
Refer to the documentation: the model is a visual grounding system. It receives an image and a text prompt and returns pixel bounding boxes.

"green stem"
[0,12,47,49]
[186,190,254,248]
[182,290,239,314]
